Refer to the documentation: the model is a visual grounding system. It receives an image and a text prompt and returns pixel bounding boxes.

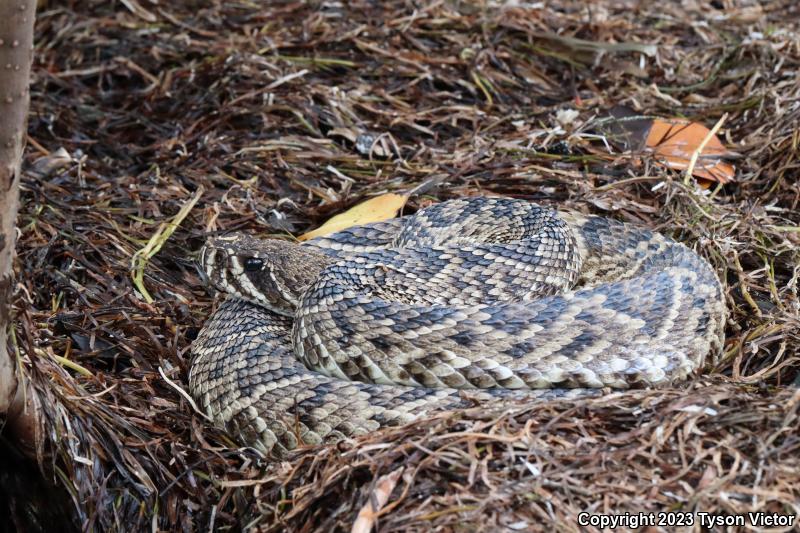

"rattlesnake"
[190,197,726,455]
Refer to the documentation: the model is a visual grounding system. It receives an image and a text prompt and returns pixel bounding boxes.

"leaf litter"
[5,0,800,531]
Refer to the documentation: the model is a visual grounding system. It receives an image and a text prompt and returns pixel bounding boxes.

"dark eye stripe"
[243,257,264,272]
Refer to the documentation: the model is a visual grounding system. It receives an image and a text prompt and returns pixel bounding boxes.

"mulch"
[4,0,798,530]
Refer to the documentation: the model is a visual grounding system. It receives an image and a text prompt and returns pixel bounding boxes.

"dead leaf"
[351,467,404,533]
[593,105,654,152]
[595,108,736,187]
[298,193,408,241]
[29,147,73,177]
[646,119,735,186]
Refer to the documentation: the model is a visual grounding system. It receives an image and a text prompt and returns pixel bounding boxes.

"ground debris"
[10,0,800,530]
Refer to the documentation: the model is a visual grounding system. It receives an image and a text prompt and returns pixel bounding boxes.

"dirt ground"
[3,0,799,531]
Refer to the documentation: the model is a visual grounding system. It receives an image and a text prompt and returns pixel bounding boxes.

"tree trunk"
[0,0,37,431]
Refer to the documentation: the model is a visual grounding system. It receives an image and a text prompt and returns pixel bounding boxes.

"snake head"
[200,234,332,316]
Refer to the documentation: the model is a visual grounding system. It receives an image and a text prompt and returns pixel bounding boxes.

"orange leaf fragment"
[645,119,735,186]
[298,193,408,241]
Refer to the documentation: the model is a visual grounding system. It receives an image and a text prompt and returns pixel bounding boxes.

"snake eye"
[243,257,264,272]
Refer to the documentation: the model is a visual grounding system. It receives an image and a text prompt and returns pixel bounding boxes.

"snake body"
[190,198,725,455]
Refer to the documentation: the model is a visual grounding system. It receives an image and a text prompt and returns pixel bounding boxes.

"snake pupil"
[243,257,264,272]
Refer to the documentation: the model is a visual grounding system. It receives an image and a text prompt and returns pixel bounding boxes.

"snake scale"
[189,197,726,455]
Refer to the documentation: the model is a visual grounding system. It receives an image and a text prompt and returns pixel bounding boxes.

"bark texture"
[0,0,37,416]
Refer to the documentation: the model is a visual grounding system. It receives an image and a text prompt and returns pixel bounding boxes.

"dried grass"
[5,0,799,530]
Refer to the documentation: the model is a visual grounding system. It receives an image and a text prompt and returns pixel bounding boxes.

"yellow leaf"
[298,193,408,241]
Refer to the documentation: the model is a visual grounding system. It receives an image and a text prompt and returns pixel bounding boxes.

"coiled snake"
[190,197,725,455]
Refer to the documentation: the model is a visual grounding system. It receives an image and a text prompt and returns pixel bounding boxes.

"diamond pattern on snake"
[190,197,726,455]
